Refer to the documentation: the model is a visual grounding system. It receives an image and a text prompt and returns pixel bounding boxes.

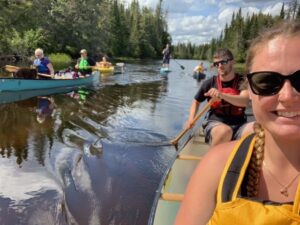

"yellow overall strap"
[217,133,256,204]
[292,181,300,214]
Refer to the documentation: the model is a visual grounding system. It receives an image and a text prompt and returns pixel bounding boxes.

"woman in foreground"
[175,20,300,225]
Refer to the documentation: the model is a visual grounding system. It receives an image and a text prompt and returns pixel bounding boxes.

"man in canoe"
[186,48,253,146]
[193,62,206,81]
[97,56,112,68]
[75,49,96,76]
[176,20,300,225]
[193,62,205,73]
[33,48,55,78]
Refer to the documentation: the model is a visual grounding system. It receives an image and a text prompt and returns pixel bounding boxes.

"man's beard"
[219,65,232,77]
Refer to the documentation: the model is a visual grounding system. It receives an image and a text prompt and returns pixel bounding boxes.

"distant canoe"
[193,71,206,81]
[160,67,171,73]
[0,71,99,92]
[95,66,115,73]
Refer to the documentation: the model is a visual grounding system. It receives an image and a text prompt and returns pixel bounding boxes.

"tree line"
[0,0,171,60]
[173,0,300,62]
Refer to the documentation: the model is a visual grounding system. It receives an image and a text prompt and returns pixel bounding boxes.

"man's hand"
[204,88,221,99]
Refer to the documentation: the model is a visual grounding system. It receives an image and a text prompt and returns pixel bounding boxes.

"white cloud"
[121,0,285,45]
[169,15,220,43]
[263,2,284,16]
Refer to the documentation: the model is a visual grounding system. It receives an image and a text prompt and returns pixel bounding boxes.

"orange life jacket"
[210,75,245,116]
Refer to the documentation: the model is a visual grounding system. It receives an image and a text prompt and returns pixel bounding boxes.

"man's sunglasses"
[247,70,300,96]
[213,58,232,67]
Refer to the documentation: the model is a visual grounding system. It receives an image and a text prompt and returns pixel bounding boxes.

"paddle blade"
[180,65,185,70]
[4,65,19,73]
[116,62,125,67]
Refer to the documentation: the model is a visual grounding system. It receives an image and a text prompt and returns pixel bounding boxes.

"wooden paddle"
[161,193,184,202]
[4,65,19,73]
[170,99,213,146]
[173,59,185,70]
[37,72,54,78]
[4,65,54,78]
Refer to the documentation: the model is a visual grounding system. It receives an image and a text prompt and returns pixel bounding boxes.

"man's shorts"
[202,120,247,144]
[163,57,170,64]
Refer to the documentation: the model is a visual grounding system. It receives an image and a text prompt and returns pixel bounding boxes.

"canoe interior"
[150,129,209,225]
[0,71,99,91]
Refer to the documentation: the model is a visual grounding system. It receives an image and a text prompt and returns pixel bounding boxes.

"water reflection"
[36,96,56,124]
[0,60,206,225]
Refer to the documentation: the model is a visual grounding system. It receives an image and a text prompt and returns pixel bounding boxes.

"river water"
[0,60,216,225]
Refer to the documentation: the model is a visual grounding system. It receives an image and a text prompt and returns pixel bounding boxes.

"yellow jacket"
[208,134,300,225]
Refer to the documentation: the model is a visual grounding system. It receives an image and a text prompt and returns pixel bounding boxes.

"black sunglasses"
[213,58,232,67]
[247,70,300,96]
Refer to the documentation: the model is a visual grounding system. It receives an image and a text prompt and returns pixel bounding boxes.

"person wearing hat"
[75,49,96,76]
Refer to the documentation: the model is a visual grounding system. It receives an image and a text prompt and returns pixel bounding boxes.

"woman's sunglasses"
[213,58,232,67]
[247,70,300,96]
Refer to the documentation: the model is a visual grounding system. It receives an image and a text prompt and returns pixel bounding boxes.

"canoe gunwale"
[0,71,99,92]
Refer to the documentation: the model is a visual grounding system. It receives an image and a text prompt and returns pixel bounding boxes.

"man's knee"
[210,124,233,145]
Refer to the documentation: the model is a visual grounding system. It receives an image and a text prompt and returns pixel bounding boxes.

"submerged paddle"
[173,59,185,70]
[170,99,213,146]
[4,65,53,78]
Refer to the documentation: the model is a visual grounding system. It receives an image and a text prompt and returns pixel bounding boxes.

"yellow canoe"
[94,66,114,73]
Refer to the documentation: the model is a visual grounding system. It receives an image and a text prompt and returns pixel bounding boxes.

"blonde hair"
[246,123,264,197]
[35,48,44,56]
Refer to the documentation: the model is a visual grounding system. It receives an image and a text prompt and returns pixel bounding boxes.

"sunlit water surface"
[0,60,216,225]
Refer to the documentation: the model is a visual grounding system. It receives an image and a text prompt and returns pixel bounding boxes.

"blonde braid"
[246,122,265,197]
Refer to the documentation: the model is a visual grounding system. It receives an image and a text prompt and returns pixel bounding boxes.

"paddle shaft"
[173,59,185,70]
[170,100,213,146]
[38,73,54,78]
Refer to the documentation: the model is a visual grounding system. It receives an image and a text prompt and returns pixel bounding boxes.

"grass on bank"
[234,63,246,74]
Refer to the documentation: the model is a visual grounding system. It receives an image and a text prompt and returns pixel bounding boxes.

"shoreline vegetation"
[234,63,246,74]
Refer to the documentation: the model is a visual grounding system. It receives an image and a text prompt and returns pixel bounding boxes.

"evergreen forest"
[1,0,300,62]
[0,0,170,60]
[174,0,300,62]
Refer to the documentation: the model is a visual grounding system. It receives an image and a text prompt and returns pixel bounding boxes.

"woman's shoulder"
[199,141,238,176]
[207,141,236,159]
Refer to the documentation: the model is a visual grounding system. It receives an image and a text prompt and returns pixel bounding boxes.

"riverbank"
[234,63,246,74]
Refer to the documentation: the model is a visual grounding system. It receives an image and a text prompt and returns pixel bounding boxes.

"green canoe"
[148,127,210,225]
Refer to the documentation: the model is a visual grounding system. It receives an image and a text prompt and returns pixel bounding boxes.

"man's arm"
[186,99,200,128]
[204,88,250,107]
[47,62,55,75]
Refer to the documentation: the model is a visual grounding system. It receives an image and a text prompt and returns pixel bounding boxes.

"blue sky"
[123,0,292,45]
